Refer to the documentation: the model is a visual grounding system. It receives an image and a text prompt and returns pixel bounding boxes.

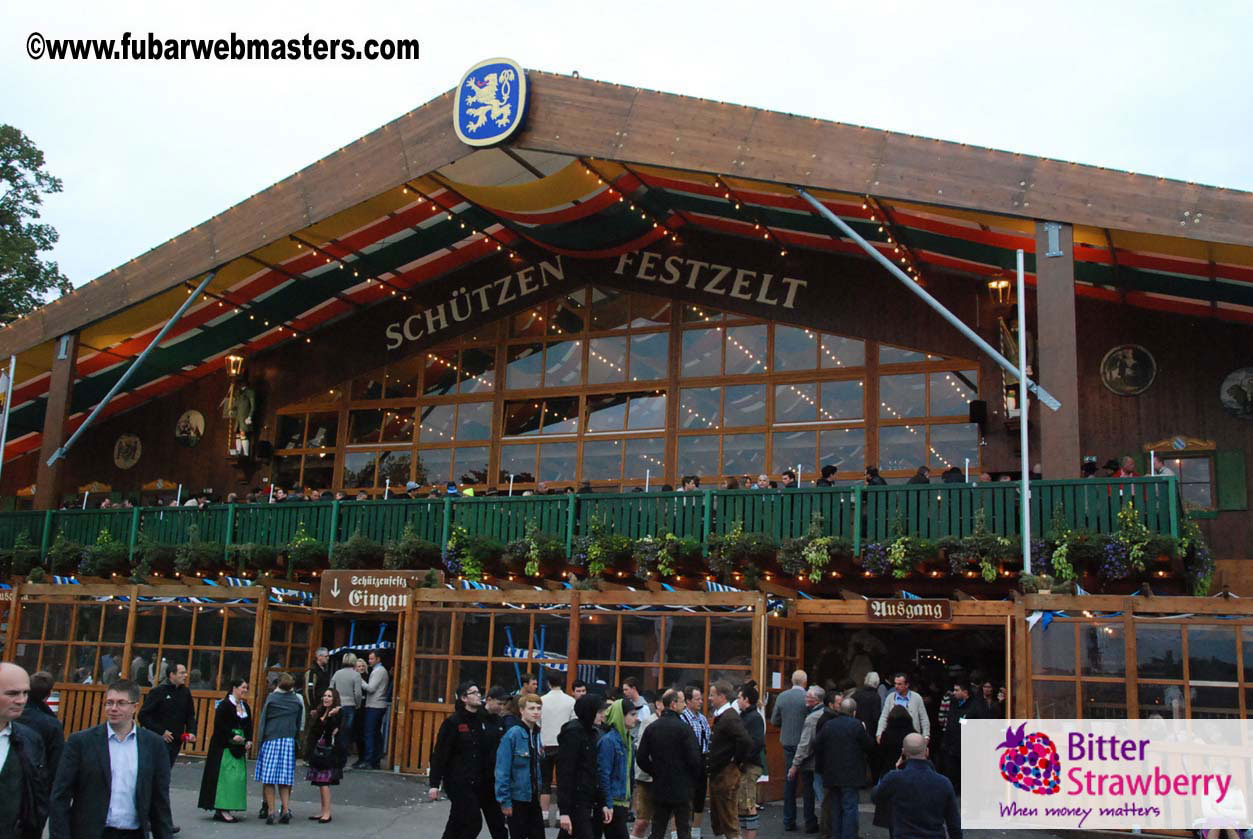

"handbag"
[227,727,247,759]
[309,736,336,770]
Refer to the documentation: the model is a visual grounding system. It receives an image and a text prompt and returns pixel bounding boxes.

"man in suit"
[1,662,49,839]
[769,670,811,831]
[813,698,873,839]
[871,733,961,839]
[706,680,753,839]
[51,679,175,839]
[876,673,930,743]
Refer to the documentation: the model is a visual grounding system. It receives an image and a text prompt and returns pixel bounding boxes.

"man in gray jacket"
[770,670,811,831]
[358,651,390,770]
[785,685,826,832]
[875,673,929,743]
[329,653,364,756]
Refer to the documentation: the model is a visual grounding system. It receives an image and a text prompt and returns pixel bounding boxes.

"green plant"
[174,525,223,576]
[708,522,778,580]
[285,521,327,578]
[27,566,45,583]
[442,525,503,582]
[383,524,441,570]
[572,517,633,578]
[777,515,851,582]
[881,515,935,579]
[632,533,700,578]
[79,528,129,577]
[9,532,40,576]
[1178,514,1214,596]
[47,533,83,575]
[228,542,278,574]
[330,530,384,569]
[504,520,567,576]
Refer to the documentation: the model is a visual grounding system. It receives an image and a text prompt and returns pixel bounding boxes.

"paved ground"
[169,758,1108,838]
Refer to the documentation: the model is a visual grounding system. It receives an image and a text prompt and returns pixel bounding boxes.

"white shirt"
[713,701,732,718]
[0,723,11,770]
[106,724,141,830]
[539,688,576,748]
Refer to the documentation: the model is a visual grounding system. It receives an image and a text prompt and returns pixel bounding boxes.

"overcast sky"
[4,1,1251,290]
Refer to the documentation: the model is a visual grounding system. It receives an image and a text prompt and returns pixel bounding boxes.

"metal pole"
[0,355,16,487]
[1017,250,1031,576]
[794,189,1060,412]
[46,270,217,466]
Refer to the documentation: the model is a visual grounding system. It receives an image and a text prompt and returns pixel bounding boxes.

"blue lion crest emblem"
[454,58,528,147]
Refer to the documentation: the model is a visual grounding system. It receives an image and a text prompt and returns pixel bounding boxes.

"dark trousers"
[443,786,508,839]
[557,804,599,839]
[799,769,818,829]
[103,830,143,839]
[593,804,629,839]
[782,746,800,827]
[362,707,386,765]
[821,786,859,839]
[337,706,356,753]
[164,736,182,767]
[507,798,546,839]
[648,800,692,839]
[943,751,961,797]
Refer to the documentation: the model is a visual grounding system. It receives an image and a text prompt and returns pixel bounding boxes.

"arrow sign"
[330,578,341,597]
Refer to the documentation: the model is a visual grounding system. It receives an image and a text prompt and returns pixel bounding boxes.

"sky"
[4,1,1251,291]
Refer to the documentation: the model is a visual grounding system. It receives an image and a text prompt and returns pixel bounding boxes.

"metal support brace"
[793,189,1061,412]
[47,270,219,466]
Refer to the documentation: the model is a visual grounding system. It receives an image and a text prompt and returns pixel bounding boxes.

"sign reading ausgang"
[865,598,952,622]
[319,571,423,612]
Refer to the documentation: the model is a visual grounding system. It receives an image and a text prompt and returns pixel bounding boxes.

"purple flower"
[863,543,890,576]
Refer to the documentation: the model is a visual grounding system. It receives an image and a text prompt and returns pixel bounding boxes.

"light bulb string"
[712,175,789,257]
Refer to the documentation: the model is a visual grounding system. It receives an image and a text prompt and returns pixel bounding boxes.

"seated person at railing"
[682,475,701,492]
[754,474,770,489]
[865,467,887,486]
[723,477,739,490]
[816,464,839,487]
[906,466,930,485]
[781,469,798,489]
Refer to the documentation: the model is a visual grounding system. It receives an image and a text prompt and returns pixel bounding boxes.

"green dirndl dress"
[215,728,248,812]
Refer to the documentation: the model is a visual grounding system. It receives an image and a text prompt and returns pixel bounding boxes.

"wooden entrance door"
[762,613,805,801]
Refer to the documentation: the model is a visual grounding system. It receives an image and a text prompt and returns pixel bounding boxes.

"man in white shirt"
[539,678,577,825]
[622,676,653,740]
[51,678,174,839]
[875,673,929,742]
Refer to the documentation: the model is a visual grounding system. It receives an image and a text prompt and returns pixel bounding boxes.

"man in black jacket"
[939,680,983,795]
[814,698,873,839]
[138,662,197,767]
[706,680,752,839]
[429,681,507,839]
[637,689,702,839]
[871,733,961,839]
[1,662,49,839]
[302,647,332,709]
[556,694,609,839]
[50,679,175,839]
[17,669,63,788]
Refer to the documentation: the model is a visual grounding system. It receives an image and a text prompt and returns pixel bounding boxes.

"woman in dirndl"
[736,681,767,839]
[197,678,253,822]
[255,672,305,824]
[305,687,345,823]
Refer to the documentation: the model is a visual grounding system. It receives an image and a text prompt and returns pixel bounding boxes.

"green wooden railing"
[0,477,1179,564]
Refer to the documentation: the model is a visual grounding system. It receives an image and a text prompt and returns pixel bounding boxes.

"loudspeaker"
[255,440,273,460]
[969,400,988,425]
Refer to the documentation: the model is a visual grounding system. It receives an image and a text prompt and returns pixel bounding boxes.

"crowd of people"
[0,653,995,839]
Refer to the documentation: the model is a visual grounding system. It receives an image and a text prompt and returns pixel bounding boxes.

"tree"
[0,125,71,324]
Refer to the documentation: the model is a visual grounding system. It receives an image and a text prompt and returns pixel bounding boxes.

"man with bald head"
[871,733,961,839]
[0,662,49,839]
[770,669,810,831]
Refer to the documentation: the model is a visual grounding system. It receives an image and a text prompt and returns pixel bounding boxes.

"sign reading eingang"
[962,719,1253,830]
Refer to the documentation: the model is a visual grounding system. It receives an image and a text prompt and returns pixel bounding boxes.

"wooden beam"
[1034,221,1081,479]
[409,587,756,607]
[35,333,79,510]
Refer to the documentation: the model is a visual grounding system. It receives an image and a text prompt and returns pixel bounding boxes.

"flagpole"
[0,355,15,488]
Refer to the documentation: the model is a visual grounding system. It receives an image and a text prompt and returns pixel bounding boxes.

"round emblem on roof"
[453,58,528,147]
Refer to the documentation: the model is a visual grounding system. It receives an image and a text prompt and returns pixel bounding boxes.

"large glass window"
[275,290,979,490]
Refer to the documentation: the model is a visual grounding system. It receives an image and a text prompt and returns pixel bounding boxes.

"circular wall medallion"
[175,409,205,447]
[1100,344,1156,396]
[113,434,142,470]
[1219,367,1253,419]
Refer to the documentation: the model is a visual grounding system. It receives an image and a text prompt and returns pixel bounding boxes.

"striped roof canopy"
[3,72,1251,463]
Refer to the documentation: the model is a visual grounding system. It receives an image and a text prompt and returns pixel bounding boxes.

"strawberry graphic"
[996,723,1061,795]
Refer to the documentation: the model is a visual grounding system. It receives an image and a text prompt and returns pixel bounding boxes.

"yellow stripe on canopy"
[443,161,603,214]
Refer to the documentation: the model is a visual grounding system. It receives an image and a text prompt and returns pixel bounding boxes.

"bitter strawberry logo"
[996,723,1061,795]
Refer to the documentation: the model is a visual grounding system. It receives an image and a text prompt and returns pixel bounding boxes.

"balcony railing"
[0,477,1178,566]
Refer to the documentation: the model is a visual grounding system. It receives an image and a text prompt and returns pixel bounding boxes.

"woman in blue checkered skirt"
[256,672,306,824]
